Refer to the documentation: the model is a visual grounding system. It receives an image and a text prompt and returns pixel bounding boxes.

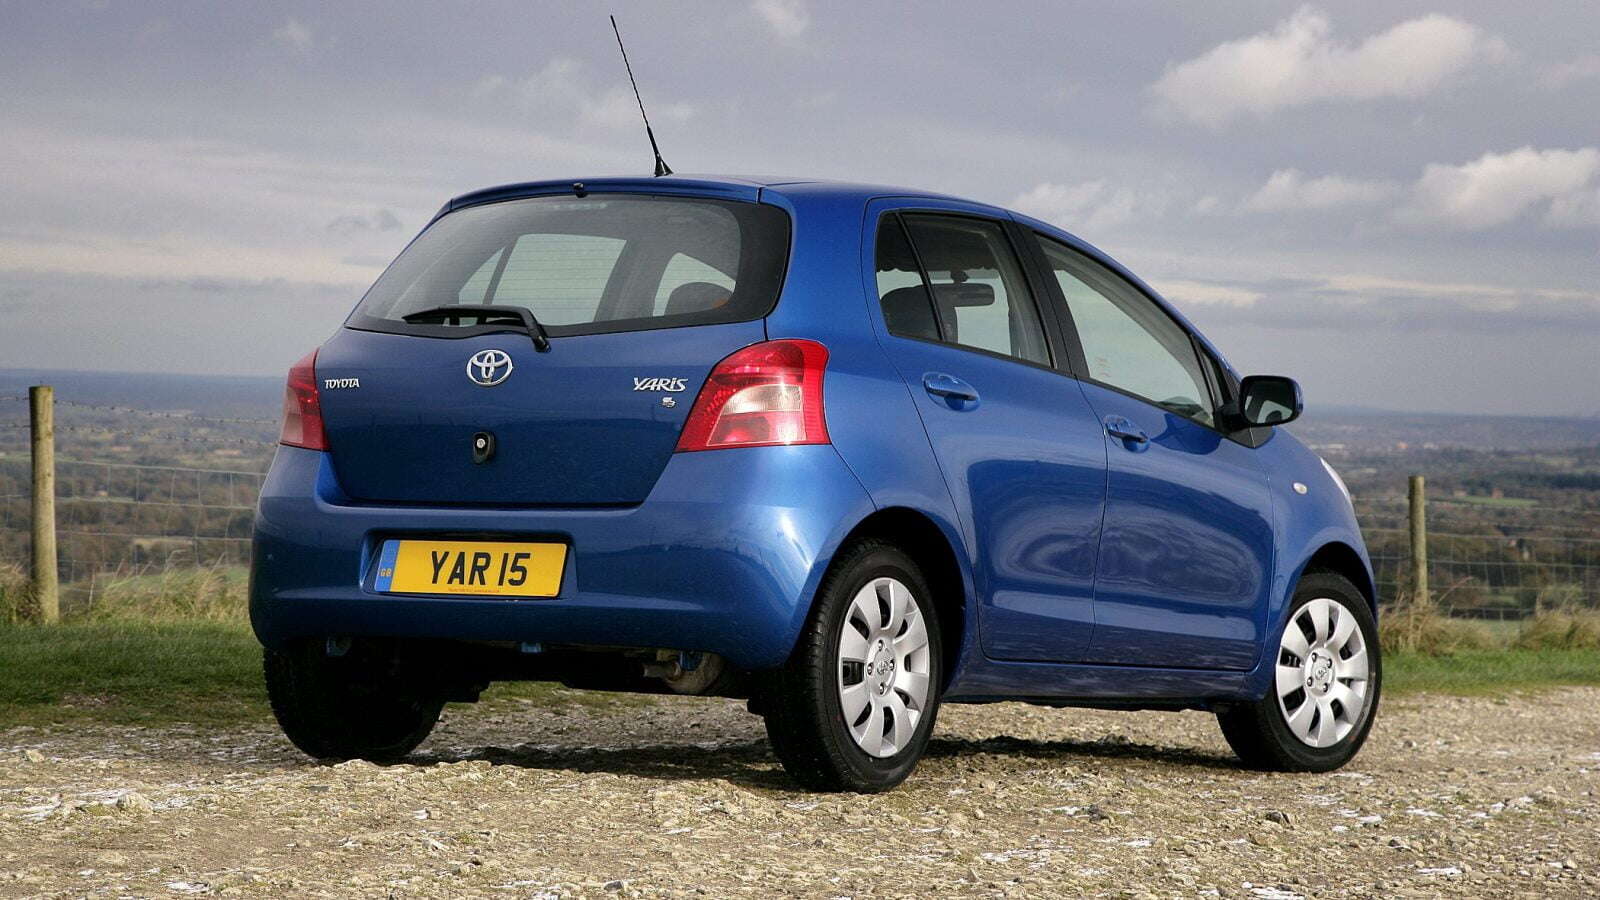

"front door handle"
[922,372,979,403]
[1104,415,1148,444]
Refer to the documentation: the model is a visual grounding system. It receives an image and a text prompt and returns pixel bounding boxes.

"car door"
[1028,233,1275,670]
[866,201,1107,662]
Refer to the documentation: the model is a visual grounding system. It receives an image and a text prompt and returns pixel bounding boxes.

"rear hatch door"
[314,189,790,506]
[315,322,764,506]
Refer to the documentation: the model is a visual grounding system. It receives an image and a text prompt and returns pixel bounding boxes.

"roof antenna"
[610,14,673,177]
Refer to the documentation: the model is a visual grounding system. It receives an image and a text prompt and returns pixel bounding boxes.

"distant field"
[1449,495,1540,508]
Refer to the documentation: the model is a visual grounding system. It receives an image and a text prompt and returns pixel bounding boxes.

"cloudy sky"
[1,1,1596,415]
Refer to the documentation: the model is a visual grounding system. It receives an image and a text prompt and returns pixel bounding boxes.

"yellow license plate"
[374,540,566,598]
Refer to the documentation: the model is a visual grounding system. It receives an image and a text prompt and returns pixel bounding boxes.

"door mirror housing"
[1230,375,1303,427]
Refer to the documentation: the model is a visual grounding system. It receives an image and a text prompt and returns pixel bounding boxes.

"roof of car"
[441,174,976,215]
[432,173,1240,379]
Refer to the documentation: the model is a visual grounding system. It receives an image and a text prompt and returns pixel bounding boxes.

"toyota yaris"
[251,175,1380,791]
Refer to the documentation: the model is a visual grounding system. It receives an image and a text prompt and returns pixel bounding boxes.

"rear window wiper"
[401,305,551,352]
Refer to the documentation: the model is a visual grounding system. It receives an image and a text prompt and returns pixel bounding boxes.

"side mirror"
[1232,375,1303,427]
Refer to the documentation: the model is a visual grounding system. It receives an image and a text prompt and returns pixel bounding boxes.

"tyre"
[264,639,443,763]
[762,540,943,792]
[1218,572,1381,772]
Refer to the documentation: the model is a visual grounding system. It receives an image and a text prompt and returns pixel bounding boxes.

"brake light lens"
[675,340,830,452]
[279,349,327,451]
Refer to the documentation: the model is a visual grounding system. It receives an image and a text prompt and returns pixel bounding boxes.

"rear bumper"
[249,444,874,670]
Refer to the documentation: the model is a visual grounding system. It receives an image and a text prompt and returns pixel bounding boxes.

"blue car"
[251,175,1379,791]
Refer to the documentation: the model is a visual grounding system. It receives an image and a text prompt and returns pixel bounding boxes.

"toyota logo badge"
[466,349,514,387]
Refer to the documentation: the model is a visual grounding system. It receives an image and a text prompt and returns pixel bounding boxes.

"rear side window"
[874,217,940,342]
[874,213,1051,366]
[349,194,790,338]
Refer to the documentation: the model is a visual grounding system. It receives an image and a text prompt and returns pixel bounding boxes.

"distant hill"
[1291,409,1600,453]
[0,369,281,419]
[4,368,1598,453]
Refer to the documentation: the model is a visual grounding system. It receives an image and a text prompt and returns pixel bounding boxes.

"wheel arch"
[1298,541,1377,613]
[835,506,971,690]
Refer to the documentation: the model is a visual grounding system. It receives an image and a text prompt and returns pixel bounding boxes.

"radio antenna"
[610,15,673,177]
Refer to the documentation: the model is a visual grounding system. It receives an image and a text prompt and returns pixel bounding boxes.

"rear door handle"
[922,372,979,403]
[1103,415,1148,444]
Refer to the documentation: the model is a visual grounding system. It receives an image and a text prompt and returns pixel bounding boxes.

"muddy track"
[3,689,1598,897]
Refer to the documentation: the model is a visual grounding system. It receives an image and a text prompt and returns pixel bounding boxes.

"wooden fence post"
[29,385,59,624]
[1408,474,1429,609]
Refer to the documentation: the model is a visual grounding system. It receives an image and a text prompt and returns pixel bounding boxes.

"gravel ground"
[2,688,1598,898]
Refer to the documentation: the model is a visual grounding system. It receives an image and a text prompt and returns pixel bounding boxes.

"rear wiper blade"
[401,304,552,352]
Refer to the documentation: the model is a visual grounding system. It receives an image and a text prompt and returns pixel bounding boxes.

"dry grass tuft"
[1379,600,1496,655]
[78,563,248,623]
[1514,609,1600,651]
[0,561,30,624]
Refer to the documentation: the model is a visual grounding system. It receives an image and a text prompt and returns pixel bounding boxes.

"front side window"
[875,214,1050,365]
[349,194,790,338]
[1036,236,1216,426]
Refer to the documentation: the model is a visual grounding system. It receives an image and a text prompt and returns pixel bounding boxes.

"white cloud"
[1152,279,1262,308]
[327,209,404,236]
[272,18,314,55]
[470,74,507,98]
[1150,7,1507,127]
[1244,168,1399,212]
[489,58,693,131]
[1319,274,1597,304]
[1010,180,1157,232]
[1396,146,1600,230]
[752,0,810,40]
[1545,187,1600,227]
[1541,54,1600,90]
[584,87,694,131]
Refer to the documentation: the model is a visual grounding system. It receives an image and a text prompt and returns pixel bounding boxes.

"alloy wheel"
[1275,597,1372,748]
[836,576,933,758]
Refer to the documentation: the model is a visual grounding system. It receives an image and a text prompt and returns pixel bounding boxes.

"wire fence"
[1359,497,1600,617]
[0,456,262,577]
[0,389,271,617]
[4,387,1599,621]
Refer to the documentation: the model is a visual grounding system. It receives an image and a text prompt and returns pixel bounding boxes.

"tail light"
[279,349,328,451]
[675,340,830,452]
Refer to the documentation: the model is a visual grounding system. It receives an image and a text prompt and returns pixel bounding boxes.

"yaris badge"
[466,349,514,387]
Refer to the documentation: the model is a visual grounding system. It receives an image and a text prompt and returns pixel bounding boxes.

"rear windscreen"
[347,194,791,338]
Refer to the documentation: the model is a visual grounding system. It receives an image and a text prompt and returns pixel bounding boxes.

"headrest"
[665,281,733,316]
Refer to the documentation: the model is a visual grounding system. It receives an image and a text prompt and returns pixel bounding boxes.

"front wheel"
[762,540,943,792]
[1218,572,1381,772]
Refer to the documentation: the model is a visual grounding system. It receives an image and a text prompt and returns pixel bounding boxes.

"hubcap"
[836,577,932,758]
[1275,597,1372,748]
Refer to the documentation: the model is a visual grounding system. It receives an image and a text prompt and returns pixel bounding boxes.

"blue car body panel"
[1075,380,1274,670]
[856,197,1108,665]
[251,443,875,670]
[250,174,1375,709]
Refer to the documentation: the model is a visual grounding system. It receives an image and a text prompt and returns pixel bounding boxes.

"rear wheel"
[763,540,942,792]
[264,639,443,763]
[1218,572,1381,772]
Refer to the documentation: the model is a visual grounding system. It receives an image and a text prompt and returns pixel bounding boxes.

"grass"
[1,564,1597,729]
[0,620,266,727]
[0,561,29,624]
[76,564,250,623]
[1385,649,1600,695]
[0,618,644,729]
